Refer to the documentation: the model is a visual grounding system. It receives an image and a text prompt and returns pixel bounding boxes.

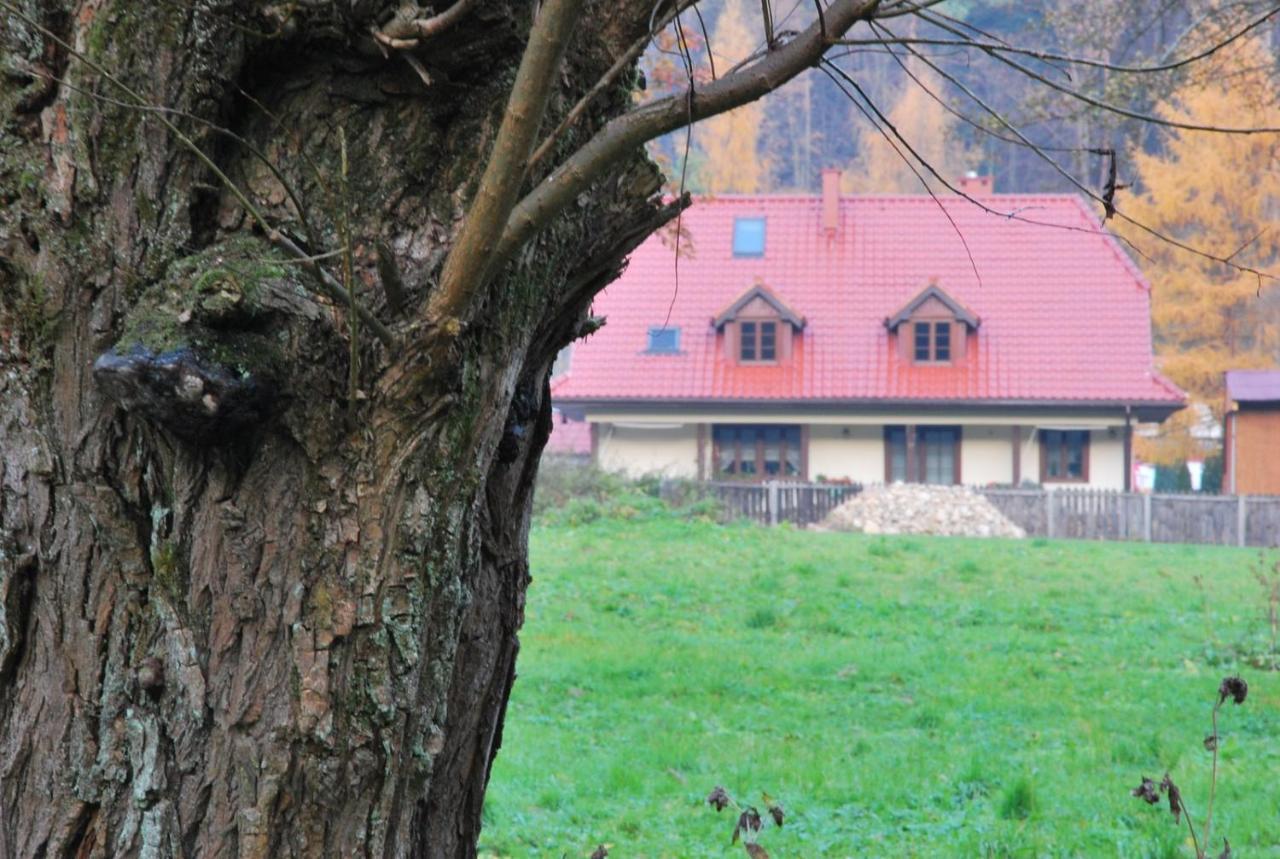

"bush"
[533,460,721,525]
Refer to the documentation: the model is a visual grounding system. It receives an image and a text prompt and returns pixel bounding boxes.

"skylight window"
[646,327,680,354]
[732,217,766,257]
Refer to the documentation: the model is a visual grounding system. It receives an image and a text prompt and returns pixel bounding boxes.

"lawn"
[480,514,1280,858]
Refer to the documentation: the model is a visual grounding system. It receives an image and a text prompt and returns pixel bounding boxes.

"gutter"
[553,396,1186,423]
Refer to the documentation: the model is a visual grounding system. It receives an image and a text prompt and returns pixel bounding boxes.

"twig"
[877,21,1280,285]
[819,60,982,288]
[838,6,1280,76]
[913,8,1280,134]
[372,0,480,50]
[496,0,884,276]
[1204,700,1221,854]
[528,0,701,172]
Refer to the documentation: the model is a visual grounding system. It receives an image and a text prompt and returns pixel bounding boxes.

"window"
[713,425,802,480]
[646,327,680,353]
[885,426,960,484]
[1041,430,1089,482]
[732,217,766,257]
[913,322,931,362]
[933,321,950,361]
[886,426,908,482]
[912,321,953,363]
[739,320,777,363]
[919,427,957,485]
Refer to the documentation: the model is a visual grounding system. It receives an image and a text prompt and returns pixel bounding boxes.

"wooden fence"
[681,481,1280,547]
[674,481,863,527]
[979,488,1280,547]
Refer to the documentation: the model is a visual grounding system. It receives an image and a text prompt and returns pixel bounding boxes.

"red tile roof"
[1225,370,1280,403]
[554,193,1184,412]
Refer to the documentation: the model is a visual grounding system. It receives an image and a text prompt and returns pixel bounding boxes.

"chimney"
[958,170,993,195]
[821,168,842,235]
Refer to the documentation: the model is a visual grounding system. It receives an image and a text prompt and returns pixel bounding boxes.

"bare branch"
[497,0,883,272]
[878,21,1280,284]
[373,0,480,50]
[913,8,1280,134]
[838,4,1280,77]
[528,0,702,173]
[429,0,588,324]
[818,61,982,287]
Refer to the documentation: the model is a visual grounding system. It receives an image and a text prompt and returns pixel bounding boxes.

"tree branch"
[913,7,1280,134]
[527,0,703,173]
[373,0,480,50]
[836,3,1280,77]
[496,0,882,272]
[430,0,587,324]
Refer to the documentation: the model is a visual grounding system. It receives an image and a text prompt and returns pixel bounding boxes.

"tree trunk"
[0,2,667,855]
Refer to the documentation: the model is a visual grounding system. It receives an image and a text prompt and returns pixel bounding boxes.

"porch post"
[1123,407,1133,492]
[1012,424,1022,486]
[905,424,918,483]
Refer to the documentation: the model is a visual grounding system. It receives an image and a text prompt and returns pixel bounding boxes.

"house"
[552,170,1185,489]
[1223,370,1280,494]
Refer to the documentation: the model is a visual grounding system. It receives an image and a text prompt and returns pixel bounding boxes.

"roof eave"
[555,395,1185,422]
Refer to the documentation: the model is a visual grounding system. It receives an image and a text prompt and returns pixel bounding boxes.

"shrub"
[533,460,722,525]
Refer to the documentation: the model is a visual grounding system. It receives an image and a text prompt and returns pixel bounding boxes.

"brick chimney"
[958,170,993,195]
[821,168,842,235]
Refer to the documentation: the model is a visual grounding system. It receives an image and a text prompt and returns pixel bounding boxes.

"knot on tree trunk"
[93,346,275,442]
[90,236,346,444]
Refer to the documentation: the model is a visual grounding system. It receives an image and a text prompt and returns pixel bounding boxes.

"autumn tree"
[694,0,769,193]
[844,56,976,193]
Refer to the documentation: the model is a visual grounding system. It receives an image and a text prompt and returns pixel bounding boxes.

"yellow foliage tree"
[845,58,976,193]
[1120,41,1280,412]
[694,0,768,193]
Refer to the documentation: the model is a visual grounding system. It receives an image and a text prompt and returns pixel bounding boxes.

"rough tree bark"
[0,0,875,855]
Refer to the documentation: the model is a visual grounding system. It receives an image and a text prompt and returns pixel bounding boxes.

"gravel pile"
[821,483,1025,538]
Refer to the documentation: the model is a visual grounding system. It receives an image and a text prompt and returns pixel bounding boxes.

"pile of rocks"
[821,483,1025,538]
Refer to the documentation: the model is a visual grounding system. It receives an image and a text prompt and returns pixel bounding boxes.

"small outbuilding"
[1223,370,1280,494]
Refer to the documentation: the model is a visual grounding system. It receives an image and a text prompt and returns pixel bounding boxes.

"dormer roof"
[884,283,980,331]
[712,282,805,330]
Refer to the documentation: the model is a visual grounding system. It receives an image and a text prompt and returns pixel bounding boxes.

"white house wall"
[586,414,1129,489]
[808,425,883,483]
[596,423,698,478]
[961,425,1015,486]
[1086,430,1126,491]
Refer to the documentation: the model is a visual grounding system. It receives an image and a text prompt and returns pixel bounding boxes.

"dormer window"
[732,217,766,257]
[646,326,680,354]
[713,283,805,366]
[740,321,777,362]
[886,283,979,366]
[913,320,951,363]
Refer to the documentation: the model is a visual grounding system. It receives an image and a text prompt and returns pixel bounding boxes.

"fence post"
[1143,493,1152,543]
[1046,490,1056,538]
[767,481,779,526]
[1237,494,1247,547]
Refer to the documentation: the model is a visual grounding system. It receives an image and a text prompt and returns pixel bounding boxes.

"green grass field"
[480,515,1280,858]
